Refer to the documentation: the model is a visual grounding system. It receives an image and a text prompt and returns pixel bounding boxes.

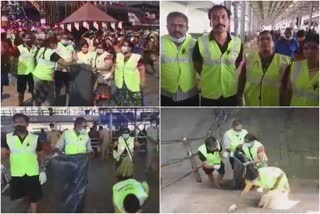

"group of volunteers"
[1,113,152,213]
[161,5,319,106]
[198,119,290,208]
[1,26,159,106]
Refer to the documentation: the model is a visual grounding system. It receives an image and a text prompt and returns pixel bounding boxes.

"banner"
[74,22,80,31]
[67,24,72,32]
[93,21,99,30]
[46,154,89,212]
[128,12,141,26]
[83,21,89,29]
[118,21,122,29]
[111,22,115,30]
[102,22,107,29]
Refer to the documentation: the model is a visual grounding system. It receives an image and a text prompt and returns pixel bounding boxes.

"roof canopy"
[60,2,116,24]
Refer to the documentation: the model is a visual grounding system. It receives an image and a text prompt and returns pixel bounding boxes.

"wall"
[160,1,211,35]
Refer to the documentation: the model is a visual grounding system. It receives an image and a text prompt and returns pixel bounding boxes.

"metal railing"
[161,109,236,189]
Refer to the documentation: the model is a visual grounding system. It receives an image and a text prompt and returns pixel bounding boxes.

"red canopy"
[60,2,116,24]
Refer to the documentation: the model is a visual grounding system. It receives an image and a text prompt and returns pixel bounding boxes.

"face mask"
[97,48,104,54]
[121,46,131,53]
[169,35,186,44]
[15,125,27,133]
[122,134,129,139]
[61,39,69,45]
[82,47,89,53]
[79,128,87,135]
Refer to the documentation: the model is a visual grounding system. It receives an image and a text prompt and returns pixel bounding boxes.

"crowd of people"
[1,113,159,212]
[161,5,319,106]
[1,25,159,106]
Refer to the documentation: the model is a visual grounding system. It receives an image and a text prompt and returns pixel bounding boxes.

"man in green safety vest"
[161,11,199,106]
[53,117,94,156]
[112,169,149,213]
[12,32,38,106]
[198,136,227,188]
[242,134,268,168]
[241,164,290,208]
[1,113,47,213]
[193,5,243,106]
[223,119,248,169]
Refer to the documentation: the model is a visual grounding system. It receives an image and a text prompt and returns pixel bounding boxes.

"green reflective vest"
[244,52,290,106]
[115,53,141,92]
[161,34,197,93]
[113,178,149,213]
[6,132,39,177]
[198,143,221,166]
[225,128,248,153]
[17,44,37,75]
[254,167,289,191]
[64,130,89,155]
[290,60,319,106]
[242,140,267,167]
[113,136,134,162]
[33,48,56,81]
[198,33,241,99]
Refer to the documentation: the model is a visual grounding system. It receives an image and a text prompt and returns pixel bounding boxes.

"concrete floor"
[1,153,159,213]
[1,73,159,107]
[161,108,319,213]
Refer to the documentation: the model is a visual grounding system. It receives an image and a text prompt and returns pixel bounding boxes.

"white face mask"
[79,128,87,134]
[121,46,131,53]
[122,134,129,139]
[169,35,186,44]
[96,48,104,54]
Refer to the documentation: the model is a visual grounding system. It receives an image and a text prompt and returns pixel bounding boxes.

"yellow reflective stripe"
[231,37,241,53]
[161,37,166,53]
[162,56,192,64]
[201,34,211,59]
[292,88,319,100]
[291,61,303,83]
[247,76,281,88]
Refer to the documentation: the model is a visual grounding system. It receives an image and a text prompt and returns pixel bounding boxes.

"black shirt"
[198,142,223,161]
[1,132,42,152]
[193,31,244,68]
[50,52,62,62]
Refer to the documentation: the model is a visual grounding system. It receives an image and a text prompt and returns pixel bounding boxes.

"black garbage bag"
[46,154,89,213]
[233,153,247,190]
[68,64,94,106]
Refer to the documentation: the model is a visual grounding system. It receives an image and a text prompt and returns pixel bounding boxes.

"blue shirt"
[132,44,144,55]
[275,38,299,59]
